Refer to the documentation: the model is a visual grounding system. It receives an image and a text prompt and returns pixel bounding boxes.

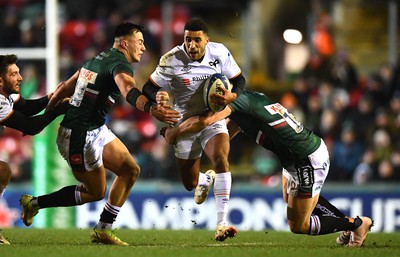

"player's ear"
[120,38,128,49]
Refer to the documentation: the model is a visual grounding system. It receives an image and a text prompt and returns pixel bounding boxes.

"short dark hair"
[184,18,209,34]
[0,54,17,77]
[114,22,145,38]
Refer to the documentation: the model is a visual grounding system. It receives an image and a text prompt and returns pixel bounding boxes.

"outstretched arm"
[1,97,69,135]
[161,107,232,144]
[46,70,79,112]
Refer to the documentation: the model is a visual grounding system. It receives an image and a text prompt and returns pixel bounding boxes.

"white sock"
[214,172,232,225]
[198,172,212,186]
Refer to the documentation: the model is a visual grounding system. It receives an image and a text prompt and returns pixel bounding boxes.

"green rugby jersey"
[61,48,133,130]
[229,90,321,167]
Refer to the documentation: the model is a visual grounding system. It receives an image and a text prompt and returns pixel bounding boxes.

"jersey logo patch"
[209,60,220,67]
[264,103,284,115]
[182,78,190,86]
[79,67,98,84]
[181,66,191,72]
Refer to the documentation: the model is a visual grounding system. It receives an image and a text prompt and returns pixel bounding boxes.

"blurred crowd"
[0,1,399,185]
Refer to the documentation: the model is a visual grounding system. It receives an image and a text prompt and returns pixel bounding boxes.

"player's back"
[62,48,133,130]
[230,90,321,161]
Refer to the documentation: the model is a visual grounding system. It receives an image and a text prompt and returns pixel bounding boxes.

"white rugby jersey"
[0,94,19,123]
[150,42,241,121]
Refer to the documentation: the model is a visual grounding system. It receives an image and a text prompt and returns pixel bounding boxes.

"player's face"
[126,31,146,63]
[184,30,209,61]
[0,63,23,96]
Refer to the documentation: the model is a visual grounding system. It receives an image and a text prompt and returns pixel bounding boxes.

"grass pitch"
[1,228,399,257]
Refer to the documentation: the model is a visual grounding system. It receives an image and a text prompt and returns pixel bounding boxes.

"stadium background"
[0,0,399,232]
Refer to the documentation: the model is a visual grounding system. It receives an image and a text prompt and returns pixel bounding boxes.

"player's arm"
[142,78,159,102]
[1,99,69,135]
[225,118,241,140]
[46,70,79,112]
[115,72,180,125]
[161,107,233,144]
[14,95,51,116]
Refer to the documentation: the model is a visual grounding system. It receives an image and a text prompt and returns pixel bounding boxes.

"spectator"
[330,125,364,181]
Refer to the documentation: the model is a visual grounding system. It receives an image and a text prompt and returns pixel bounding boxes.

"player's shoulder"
[0,93,18,104]
[206,42,230,55]
[159,45,187,66]
[0,94,15,119]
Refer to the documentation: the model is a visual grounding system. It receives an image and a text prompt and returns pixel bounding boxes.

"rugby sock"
[309,215,363,235]
[37,185,81,208]
[96,202,121,230]
[313,195,346,218]
[214,172,232,225]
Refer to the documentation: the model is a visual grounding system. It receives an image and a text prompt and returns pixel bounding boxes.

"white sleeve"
[221,50,241,79]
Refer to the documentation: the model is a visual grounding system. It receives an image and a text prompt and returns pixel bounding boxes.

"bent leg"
[176,157,201,190]
[287,193,318,234]
[103,137,140,207]
[0,161,11,198]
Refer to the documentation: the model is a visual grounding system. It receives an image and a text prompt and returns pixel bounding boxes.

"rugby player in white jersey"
[141,18,246,241]
[0,54,69,244]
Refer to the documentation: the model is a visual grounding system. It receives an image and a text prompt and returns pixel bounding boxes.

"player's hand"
[156,91,172,108]
[210,85,237,107]
[46,81,67,112]
[53,97,71,115]
[150,105,181,125]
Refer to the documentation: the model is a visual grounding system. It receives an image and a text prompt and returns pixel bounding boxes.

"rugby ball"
[203,73,231,112]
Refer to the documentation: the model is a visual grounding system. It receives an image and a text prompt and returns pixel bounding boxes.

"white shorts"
[57,124,116,172]
[174,119,228,159]
[283,139,330,198]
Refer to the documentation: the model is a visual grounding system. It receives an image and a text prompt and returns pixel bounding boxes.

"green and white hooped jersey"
[150,42,241,122]
[229,90,321,166]
[61,48,134,131]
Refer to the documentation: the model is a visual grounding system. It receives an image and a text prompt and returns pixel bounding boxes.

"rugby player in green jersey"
[158,89,373,247]
[19,22,180,246]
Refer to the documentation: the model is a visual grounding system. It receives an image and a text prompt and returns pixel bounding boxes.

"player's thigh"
[204,132,230,159]
[103,137,139,177]
[72,166,107,197]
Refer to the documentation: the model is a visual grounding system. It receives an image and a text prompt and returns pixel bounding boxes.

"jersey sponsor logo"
[265,103,284,115]
[297,165,314,188]
[79,68,98,84]
[70,154,83,165]
[191,75,210,81]
[209,60,220,67]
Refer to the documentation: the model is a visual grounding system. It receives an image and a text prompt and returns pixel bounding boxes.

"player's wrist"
[145,101,156,114]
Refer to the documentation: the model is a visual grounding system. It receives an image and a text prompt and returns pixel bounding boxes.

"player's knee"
[182,180,196,191]
[211,155,229,172]
[127,163,140,185]
[0,161,12,185]
[90,189,106,201]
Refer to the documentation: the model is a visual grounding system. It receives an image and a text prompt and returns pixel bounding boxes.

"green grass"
[1,229,399,257]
